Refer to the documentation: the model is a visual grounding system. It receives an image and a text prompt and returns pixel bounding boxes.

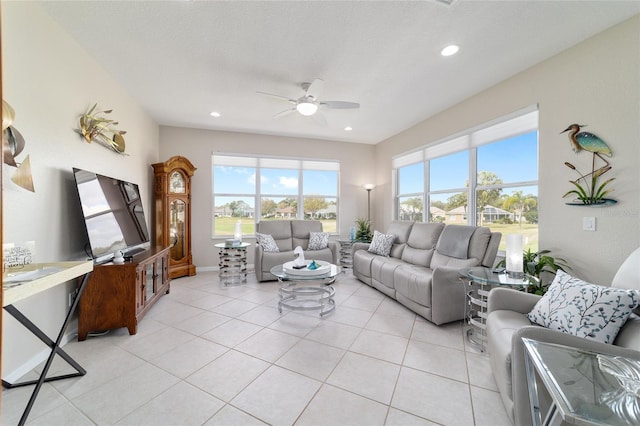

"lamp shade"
[363,183,376,191]
[234,220,243,242]
[506,234,523,278]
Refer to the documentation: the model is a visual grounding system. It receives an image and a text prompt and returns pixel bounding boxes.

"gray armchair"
[254,220,339,282]
[486,247,640,425]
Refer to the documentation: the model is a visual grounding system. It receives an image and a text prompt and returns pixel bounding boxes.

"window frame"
[393,107,539,237]
[212,154,340,238]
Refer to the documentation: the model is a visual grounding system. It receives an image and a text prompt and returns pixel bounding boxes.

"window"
[212,155,339,237]
[393,108,538,251]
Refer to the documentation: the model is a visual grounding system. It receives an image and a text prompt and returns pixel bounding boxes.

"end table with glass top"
[522,338,640,426]
[270,263,341,317]
[459,266,534,352]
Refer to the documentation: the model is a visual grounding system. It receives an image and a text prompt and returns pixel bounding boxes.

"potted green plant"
[497,248,570,295]
[354,217,373,242]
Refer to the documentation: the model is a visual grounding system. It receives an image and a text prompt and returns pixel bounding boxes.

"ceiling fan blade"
[305,78,325,99]
[257,91,296,104]
[311,111,327,126]
[273,108,296,119]
[320,101,360,109]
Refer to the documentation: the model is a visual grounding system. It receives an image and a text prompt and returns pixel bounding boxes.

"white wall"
[158,126,375,269]
[2,3,160,378]
[375,15,640,285]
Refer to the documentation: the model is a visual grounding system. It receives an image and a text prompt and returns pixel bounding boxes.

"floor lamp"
[363,184,375,221]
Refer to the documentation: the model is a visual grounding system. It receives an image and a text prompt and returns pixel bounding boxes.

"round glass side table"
[459,267,535,352]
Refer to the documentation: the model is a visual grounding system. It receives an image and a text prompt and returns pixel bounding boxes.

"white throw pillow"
[308,232,330,250]
[255,233,279,252]
[368,230,395,257]
[527,270,640,344]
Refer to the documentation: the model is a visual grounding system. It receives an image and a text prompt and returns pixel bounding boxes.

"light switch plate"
[583,217,596,231]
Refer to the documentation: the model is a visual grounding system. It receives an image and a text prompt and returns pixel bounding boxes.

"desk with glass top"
[270,263,341,317]
[522,338,640,426]
[460,267,533,351]
[3,261,94,426]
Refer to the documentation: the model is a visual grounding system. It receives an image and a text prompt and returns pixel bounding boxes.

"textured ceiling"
[39,1,639,144]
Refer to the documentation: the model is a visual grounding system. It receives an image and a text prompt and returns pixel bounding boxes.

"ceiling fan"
[257,78,360,121]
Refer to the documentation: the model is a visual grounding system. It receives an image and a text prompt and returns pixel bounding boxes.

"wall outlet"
[583,217,596,231]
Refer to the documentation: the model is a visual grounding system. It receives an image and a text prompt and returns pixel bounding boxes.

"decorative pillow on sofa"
[527,270,640,344]
[255,233,279,252]
[308,232,330,250]
[368,230,395,257]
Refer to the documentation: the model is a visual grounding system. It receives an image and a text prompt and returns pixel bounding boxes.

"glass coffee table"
[270,263,341,317]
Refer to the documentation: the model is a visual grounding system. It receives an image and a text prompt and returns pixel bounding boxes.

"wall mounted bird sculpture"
[561,124,612,183]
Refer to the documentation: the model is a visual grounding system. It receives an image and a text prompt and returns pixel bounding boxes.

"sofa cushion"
[401,223,444,267]
[368,230,395,256]
[291,220,322,248]
[308,231,330,250]
[256,232,279,252]
[436,225,476,259]
[394,264,434,307]
[527,270,640,344]
[385,221,414,258]
[257,220,293,251]
[370,256,406,291]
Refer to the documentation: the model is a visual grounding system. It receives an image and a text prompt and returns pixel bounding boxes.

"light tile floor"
[2,270,512,426]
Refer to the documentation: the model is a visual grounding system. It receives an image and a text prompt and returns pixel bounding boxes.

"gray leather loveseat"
[486,247,640,426]
[352,221,501,324]
[254,220,339,282]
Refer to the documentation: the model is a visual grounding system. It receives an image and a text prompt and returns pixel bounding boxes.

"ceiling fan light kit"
[296,101,318,116]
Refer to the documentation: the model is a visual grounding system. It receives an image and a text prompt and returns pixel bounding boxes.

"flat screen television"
[72,168,151,263]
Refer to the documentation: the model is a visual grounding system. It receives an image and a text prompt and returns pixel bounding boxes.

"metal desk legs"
[2,272,91,426]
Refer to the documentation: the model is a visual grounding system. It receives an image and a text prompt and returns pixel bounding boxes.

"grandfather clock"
[152,156,196,278]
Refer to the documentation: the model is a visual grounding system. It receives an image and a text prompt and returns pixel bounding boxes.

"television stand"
[78,246,170,341]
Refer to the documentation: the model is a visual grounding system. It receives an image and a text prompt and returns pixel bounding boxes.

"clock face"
[169,171,185,193]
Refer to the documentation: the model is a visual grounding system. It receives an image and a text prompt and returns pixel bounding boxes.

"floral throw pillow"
[255,233,279,252]
[308,232,330,250]
[527,270,640,344]
[368,230,395,257]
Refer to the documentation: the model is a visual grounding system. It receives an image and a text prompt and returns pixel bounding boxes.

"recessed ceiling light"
[210,111,221,118]
[441,45,459,57]
[344,126,353,132]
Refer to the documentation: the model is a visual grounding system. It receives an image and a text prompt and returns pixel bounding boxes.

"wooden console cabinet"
[78,246,170,341]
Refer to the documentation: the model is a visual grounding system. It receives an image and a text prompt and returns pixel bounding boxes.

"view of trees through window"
[395,111,539,251]
[212,156,339,237]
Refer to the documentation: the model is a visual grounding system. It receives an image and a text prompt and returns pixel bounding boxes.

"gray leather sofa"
[254,220,339,282]
[486,247,640,426]
[352,221,501,324]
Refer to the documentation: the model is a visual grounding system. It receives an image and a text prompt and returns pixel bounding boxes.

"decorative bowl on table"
[283,260,331,276]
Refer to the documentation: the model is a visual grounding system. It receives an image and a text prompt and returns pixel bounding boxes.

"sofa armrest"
[510,325,640,426]
[431,266,468,325]
[254,244,265,281]
[351,242,370,256]
[328,240,340,265]
[487,287,540,315]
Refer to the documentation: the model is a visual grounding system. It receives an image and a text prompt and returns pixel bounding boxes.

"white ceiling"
[39,1,639,145]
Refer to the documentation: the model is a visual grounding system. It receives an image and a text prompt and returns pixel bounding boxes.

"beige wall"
[375,15,640,285]
[158,127,375,269]
[2,3,160,378]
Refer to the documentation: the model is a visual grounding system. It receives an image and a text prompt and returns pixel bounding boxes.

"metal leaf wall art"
[76,103,127,154]
[2,100,35,192]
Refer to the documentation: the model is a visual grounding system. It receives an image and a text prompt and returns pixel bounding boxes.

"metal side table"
[460,267,532,352]
[215,242,250,285]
